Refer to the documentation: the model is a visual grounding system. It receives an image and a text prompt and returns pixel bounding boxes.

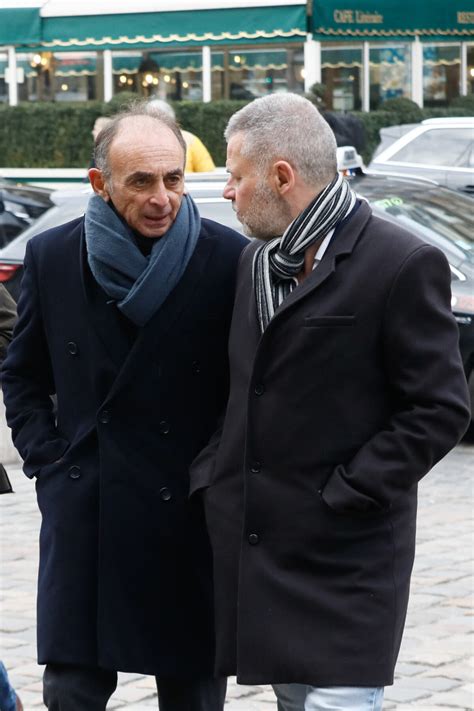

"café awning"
[0,5,41,46]
[311,0,474,41]
[41,5,307,51]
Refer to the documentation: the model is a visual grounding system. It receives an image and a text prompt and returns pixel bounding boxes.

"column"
[460,42,467,96]
[7,46,18,107]
[103,49,113,102]
[202,45,211,102]
[362,41,370,112]
[411,36,423,107]
[303,34,321,92]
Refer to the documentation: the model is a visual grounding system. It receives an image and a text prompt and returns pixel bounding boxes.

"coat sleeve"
[321,244,470,514]
[1,240,70,478]
[0,284,17,365]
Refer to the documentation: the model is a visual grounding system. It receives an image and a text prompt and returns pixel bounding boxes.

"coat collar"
[246,200,372,338]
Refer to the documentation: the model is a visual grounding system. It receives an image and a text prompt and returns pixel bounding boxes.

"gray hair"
[94,99,186,181]
[224,93,337,188]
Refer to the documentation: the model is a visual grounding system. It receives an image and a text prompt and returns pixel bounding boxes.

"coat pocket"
[303,315,355,327]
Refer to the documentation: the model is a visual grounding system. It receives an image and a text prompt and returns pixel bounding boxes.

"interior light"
[234,55,241,64]
[182,81,189,88]
[145,73,154,84]
[61,83,68,91]
[119,74,127,84]
[164,74,171,83]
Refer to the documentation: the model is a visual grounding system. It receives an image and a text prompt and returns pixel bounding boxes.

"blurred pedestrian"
[2,101,246,711]
[190,94,470,711]
[0,661,23,711]
[148,99,215,172]
[0,284,16,366]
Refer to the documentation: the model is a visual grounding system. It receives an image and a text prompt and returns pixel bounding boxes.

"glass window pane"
[390,129,473,167]
[369,44,411,110]
[228,48,303,100]
[423,44,461,107]
[0,53,7,103]
[467,45,474,95]
[53,52,97,101]
[321,45,362,111]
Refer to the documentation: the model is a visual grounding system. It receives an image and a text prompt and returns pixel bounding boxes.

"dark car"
[0,173,472,424]
[0,181,53,248]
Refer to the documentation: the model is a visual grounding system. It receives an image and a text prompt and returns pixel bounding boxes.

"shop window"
[321,45,362,111]
[0,53,8,103]
[228,48,304,100]
[423,44,461,107]
[369,44,411,110]
[468,45,474,95]
[53,52,97,101]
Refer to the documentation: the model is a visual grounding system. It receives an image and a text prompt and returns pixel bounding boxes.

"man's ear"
[272,160,295,197]
[88,168,110,201]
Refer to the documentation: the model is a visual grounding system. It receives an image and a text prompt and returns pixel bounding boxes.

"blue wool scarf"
[85,193,201,327]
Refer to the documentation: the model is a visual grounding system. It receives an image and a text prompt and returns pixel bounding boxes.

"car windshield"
[359,177,474,267]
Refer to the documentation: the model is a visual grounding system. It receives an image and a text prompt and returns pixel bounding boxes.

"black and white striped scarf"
[252,173,356,333]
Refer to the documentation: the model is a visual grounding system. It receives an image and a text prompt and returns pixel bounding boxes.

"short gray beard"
[238,180,293,242]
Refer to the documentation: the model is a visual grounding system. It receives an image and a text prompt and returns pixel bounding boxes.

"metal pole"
[202,45,211,102]
[7,46,18,107]
[411,36,423,107]
[460,42,467,96]
[103,49,113,102]
[303,34,321,92]
[362,41,370,112]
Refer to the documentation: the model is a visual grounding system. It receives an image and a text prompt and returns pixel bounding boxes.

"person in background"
[0,284,16,365]
[147,99,215,173]
[91,116,113,142]
[2,101,247,711]
[0,662,23,711]
[190,93,470,711]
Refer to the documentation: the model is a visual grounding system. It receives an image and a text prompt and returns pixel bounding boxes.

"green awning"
[111,49,289,75]
[42,6,306,51]
[311,1,474,41]
[0,7,41,45]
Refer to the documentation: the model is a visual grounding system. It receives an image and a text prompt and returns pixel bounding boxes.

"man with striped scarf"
[190,94,470,711]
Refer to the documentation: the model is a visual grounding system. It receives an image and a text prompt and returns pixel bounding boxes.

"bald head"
[93,101,186,181]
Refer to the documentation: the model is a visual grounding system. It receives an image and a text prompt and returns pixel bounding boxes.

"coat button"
[159,421,170,435]
[68,466,81,480]
[99,410,111,424]
[250,462,261,473]
[248,533,259,545]
[254,383,264,396]
[192,360,201,374]
[160,487,172,501]
[67,341,78,356]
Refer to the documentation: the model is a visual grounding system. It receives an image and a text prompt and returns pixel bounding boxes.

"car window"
[389,129,473,168]
[369,189,474,270]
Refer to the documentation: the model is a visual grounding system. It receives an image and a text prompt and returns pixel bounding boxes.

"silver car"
[369,117,474,197]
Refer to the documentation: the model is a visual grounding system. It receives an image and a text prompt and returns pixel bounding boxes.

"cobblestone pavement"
[1,444,473,710]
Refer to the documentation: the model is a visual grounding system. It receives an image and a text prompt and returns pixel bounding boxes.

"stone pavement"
[1,444,473,710]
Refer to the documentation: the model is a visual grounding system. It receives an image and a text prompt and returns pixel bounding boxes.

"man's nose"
[149,183,169,207]
[223,182,235,200]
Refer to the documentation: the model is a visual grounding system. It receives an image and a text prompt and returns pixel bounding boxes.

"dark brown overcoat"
[190,201,470,687]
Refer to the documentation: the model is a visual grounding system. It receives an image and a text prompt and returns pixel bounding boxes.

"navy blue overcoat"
[2,215,247,676]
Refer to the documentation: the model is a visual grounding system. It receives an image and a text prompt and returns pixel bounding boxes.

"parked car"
[369,117,474,196]
[0,173,472,425]
[0,181,53,248]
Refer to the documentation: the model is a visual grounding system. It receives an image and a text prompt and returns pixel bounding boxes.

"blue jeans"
[273,683,384,711]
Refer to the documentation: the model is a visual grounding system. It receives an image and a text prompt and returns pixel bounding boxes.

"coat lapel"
[79,220,132,372]
[105,231,215,402]
[267,200,372,330]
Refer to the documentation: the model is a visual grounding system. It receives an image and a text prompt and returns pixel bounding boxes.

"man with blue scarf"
[2,103,247,711]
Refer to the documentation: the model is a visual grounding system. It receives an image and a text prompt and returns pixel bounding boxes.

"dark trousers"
[43,664,227,711]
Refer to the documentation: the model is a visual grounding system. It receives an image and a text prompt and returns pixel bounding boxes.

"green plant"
[449,94,474,112]
[378,97,423,122]
[306,83,327,111]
